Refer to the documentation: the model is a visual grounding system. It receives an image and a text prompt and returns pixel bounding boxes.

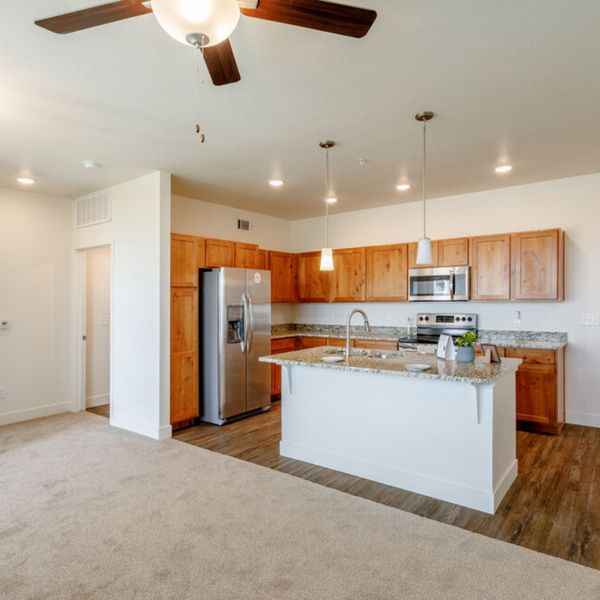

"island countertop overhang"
[260,347,522,385]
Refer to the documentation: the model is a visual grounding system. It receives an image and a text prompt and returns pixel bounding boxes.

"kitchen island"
[260,347,522,514]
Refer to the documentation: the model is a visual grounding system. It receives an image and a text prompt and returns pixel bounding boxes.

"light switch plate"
[581,314,600,326]
[98,315,110,327]
[0,320,9,330]
[0,386,6,400]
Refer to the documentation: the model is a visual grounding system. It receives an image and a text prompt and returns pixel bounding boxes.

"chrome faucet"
[346,309,371,359]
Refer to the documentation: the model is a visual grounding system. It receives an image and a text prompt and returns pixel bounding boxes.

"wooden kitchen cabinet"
[438,237,469,266]
[205,238,235,268]
[354,339,399,350]
[408,240,439,269]
[170,287,199,425]
[331,248,367,302]
[470,234,511,300]
[171,234,198,287]
[256,249,270,270]
[235,242,259,269]
[270,337,298,399]
[366,244,408,301]
[270,251,297,303]
[505,347,565,434]
[297,252,331,302]
[511,229,564,300]
[299,336,328,349]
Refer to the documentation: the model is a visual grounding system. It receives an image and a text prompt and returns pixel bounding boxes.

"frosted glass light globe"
[152,0,241,48]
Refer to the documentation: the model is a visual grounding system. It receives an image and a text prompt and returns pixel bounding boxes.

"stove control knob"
[467,317,472,322]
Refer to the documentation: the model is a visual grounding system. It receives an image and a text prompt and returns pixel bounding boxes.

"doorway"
[82,246,111,419]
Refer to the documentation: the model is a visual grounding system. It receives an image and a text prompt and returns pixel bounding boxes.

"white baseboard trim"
[566,410,600,429]
[86,393,109,408]
[110,415,172,440]
[0,402,73,427]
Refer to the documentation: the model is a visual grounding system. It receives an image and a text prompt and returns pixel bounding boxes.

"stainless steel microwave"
[408,266,470,302]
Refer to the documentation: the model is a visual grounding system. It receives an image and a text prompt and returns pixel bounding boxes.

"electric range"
[399,313,478,349]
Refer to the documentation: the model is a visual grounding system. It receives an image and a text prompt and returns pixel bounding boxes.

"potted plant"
[454,331,478,363]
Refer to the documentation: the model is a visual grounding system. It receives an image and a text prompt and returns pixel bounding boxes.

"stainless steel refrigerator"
[201,268,271,425]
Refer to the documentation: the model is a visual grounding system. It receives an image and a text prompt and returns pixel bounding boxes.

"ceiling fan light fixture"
[152,0,241,48]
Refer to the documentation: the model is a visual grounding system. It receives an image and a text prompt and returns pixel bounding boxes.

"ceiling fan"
[35,0,378,87]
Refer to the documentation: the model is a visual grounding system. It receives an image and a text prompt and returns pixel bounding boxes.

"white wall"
[171,194,294,325]
[290,172,600,428]
[85,246,111,408]
[73,172,171,440]
[0,188,71,425]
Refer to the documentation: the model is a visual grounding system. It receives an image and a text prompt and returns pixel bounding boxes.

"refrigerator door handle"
[241,294,248,353]
[246,294,254,354]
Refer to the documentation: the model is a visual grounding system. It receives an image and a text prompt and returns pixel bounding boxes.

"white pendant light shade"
[152,0,240,48]
[320,248,334,271]
[416,237,433,265]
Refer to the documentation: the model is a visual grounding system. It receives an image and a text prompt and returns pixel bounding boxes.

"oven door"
[408,267,469,301]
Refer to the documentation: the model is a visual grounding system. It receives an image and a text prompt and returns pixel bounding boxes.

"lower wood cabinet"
[270,337,298,399]
[354,339,399,350]
[170,287,199,425]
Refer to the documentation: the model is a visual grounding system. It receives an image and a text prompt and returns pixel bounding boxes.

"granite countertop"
[260,346,522,385]
[271,324,567,350]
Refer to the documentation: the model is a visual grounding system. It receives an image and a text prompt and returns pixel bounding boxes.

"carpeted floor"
[1,413,599,599]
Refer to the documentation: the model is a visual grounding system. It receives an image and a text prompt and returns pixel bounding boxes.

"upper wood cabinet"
[408,240,439,269]
[511,229,564,301]
[366,244,408,301]
[270,251,296,303]
[171,234,198,287]
[235,242,259,269]
[297,252,331,302]
[331,248,366,302]
[205,238,235,268]
[438,237,469,266]
[470,234,511,300]
[257,249,270,270]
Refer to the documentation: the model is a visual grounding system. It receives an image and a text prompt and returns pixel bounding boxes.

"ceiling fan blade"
[35,1,151,34]
[241,0,377,38]
[202,40,241,86]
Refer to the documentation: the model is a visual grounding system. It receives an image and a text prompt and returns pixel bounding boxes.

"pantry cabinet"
[205,238,235,268]
[365,244,408,301]
[270,251,296,303]
[470,234,511,300]
[297,252,331,302]
[171,234,199,287]
[511,229,564,301]
[331,248,367,302]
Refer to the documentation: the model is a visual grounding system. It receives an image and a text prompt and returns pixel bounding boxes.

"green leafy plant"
[455,331,478,348]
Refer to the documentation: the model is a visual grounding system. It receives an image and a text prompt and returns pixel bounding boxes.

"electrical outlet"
[513,310,522,324]
[0,386,6,400]
[581,314,600,326]
[98,315,110,327]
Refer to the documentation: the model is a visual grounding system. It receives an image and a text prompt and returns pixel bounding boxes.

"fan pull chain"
[195,47,206,143]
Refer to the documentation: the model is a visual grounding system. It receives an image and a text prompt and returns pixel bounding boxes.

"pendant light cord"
[422,118,427,238]
[325,146,330,248]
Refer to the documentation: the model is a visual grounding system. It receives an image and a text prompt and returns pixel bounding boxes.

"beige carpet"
[1,413,599,600]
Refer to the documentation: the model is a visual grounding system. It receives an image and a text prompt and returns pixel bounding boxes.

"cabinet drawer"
[299,336,328,349]
[505,348,555,365]
[354,339,399,350]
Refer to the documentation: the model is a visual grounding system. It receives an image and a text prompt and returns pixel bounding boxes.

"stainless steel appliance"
[408,266,470,301]
[201,268,271,425]
[399,312,477,349]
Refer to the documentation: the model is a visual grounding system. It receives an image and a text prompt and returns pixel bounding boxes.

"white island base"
[278,363,518,514]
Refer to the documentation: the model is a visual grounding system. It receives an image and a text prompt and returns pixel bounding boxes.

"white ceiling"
[2,1,600,219]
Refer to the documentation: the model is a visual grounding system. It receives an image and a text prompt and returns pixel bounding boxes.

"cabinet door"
[511,229,563,300]
[170,287,199,424]
[270,338,298,398]
[297,252,330,302]
[470,234,511,300]
[299,337,328,349]
[513,363,557,426]
[331,248,366,302]
[408,240,439,269]
[171,234,198,287]
[257,249,270,270]
[366,244,408,301]
[205,239,235,268]
[270,252,296,303]
[235,242,259,269]
[438,237,469,266]
[354,339,399,350]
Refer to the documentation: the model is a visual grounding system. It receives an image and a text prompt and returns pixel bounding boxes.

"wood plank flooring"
[89,401,600,569]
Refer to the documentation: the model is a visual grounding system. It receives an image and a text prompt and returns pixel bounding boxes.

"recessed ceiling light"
[495,164,513,174]
[268,179,284,187]
[396,183,411,191]
[326,196,338,205]
[16,177,34,185]
[82,160,102,169]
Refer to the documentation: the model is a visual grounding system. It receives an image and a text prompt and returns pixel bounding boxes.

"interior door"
[245,269,272,412]
[219,268,247,419]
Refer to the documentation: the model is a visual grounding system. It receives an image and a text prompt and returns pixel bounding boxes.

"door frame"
[75,243,114,413]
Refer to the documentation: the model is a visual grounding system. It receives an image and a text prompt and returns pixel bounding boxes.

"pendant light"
[319,140,336,271]
[415,111,434,265]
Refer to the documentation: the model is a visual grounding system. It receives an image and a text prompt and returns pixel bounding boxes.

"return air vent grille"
[76,192,112,228]
[237,219,252,231]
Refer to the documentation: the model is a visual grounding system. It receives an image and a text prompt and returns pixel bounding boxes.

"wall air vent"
[76,192,112,228]
[237,219,251,232]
